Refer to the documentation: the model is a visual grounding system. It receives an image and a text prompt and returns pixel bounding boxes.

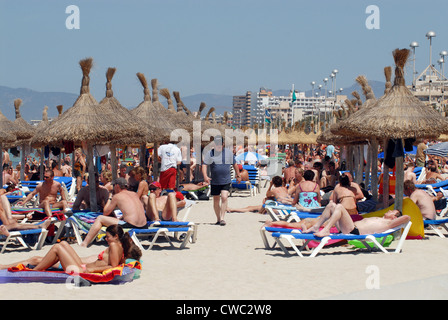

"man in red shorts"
[158,140,182,189]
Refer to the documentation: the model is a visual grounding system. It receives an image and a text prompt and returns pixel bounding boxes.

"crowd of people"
[1,138,447,273]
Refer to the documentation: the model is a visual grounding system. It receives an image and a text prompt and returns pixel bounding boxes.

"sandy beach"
[1,185,448,300]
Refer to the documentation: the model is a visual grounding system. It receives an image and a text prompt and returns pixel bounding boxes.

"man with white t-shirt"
[158,140,182,189]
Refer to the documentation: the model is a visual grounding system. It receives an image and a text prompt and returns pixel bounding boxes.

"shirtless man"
[404,180,436,220]
[51,161,63,177]
[404,162,417,184]
[80,178,147,247]
[283,160,296,184]
[303,202,410,237]
[17,169,69,217]
[146,181,186,222]
[266,176,294,205]
[72,173,109,212]
[2,164,18,185]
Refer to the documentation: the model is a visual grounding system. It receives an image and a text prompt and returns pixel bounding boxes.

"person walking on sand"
[202,136,241,226]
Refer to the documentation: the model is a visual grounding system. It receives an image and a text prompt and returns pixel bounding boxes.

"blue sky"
[1,0,448,108]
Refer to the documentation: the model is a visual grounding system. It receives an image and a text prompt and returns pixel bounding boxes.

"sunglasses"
[43,176,51,179]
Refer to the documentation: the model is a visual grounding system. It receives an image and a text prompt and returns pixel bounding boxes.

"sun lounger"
[270,221,412,258]
[129,221,196,251]
[66,212,102,245]
[264,202,323,222]
[423,218,448,238]
[0,218,51,254]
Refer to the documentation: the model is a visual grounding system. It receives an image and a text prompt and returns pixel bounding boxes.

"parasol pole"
[86,142,98,212]
[394,140,404,212]
[110,144,118,181]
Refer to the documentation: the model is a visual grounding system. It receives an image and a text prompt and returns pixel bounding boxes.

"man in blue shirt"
[202,136,241,226]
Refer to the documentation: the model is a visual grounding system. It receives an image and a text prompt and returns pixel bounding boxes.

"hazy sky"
[1,0,448,108]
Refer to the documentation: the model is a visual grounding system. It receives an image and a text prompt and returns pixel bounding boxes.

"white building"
[254,87,346,126]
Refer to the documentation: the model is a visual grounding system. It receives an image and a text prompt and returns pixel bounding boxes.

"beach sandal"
[219,220,226,226]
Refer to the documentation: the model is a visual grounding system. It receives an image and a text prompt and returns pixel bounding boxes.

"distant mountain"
[0,86,78,121]
[0,81,386,122]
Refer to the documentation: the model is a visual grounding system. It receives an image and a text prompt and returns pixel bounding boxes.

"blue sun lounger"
[129,221,197,251]
[0,222,49,254]
[264,202,324,222]
[270,221,412,258]
[424,218,448,238]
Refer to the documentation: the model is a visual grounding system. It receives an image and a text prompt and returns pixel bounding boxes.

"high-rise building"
[232,91,252,127]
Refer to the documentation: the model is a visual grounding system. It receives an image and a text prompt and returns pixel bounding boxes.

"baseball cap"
[149,181,162,189]
[112,178,128,188]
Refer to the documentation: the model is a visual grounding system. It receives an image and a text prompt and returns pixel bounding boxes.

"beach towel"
[3,259,141,285]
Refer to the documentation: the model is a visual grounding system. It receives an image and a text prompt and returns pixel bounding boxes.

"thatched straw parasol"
[340,49,448,210]
[0,110,17,186]
[97,67,149,179]
[13,98,36,180]
[97,67,147,146]
[335,50,448,140]
[33,57,149,211]
[160,88,193,134]
[130,74,176,143]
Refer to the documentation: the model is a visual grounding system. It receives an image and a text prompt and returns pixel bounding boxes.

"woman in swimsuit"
[292,170,321,208]
[0,225,142,272]
[330,174,359,215]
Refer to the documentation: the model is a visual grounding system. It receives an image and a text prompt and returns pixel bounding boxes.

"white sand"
[1,186,448,300]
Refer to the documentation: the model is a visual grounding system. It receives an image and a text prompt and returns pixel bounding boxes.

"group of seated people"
[229,156,445,236]
[0,165,190,248]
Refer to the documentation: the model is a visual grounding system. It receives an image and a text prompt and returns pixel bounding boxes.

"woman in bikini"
[0,225,141,272]
[330,174,359,216]
[292,170,321,208]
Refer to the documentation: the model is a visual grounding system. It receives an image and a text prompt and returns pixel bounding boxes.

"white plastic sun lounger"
[424,218,448,238]
[271,221,412,258]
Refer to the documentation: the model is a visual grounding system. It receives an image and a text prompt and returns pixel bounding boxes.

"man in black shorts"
[202,136,241,226]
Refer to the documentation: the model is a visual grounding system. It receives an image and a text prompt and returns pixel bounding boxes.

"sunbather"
[266,176,294,205]
[178,181,209,192]
[404,180,437,220]
[146,181,186,222]
[0,225,141,272]
[303,202,410,238]
[16,169,70,217]
[80,178,147,247]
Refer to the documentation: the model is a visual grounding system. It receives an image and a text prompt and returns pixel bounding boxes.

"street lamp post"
[332,69,339,98]
[440,50,448,112]
[426,31,436,105]
[410,41,419,90]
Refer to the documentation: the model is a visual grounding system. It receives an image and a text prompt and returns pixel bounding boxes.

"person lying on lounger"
[303,202,410,237]
[265,202,410,238]
[177,181,209,192]
[0,225,141,272]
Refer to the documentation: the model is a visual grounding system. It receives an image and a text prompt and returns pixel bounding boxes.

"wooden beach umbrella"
[97,67,148,179]
[131,73,177,179]
[36,57,147,211]
[160,88,194,135]
[34,106,50,180]
[12,99,36,180]
[337,49,448,211]
[0,110,17,186]
[131,73,175,142]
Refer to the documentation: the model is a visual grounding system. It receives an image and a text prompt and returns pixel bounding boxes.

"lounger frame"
[270,221,412,258]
